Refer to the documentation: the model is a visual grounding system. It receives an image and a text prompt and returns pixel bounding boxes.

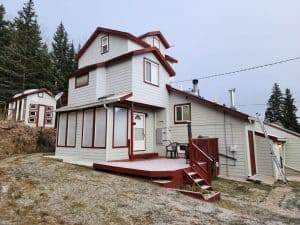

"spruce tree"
[51,22,76,93]
[282,89,300,132]
[0,0,54,103]
[265,83,284,123]
[0,4,13,103]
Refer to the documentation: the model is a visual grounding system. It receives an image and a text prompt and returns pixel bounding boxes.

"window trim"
[56,111,78,148]
[101,34,109,54]
[75,74,89,89]
[38,92,44,98]
[81,107,107,149]
[112,106,129,148]
[174,103,191,124]
[153,36,160,50]
[143,57,159,87]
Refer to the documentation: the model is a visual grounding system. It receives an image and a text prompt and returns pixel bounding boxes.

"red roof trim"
[165,54,178,63]
[10,88,53,102]
[75,27,151,61]
[138,31,171,49]
[70,48,175,78]
[166,85,250,122]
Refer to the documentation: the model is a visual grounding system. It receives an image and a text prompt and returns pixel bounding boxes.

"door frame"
[248,130,257,176]
[133,112,146,152]
[37,104,46,127]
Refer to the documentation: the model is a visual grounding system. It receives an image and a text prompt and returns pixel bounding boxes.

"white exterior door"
[134,113,146,151]
[38,105,45,127]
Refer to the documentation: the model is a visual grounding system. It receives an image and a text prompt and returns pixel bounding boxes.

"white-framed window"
[101,35,109,54]
[57,113,68,146]
[38,92,44,98]
[94,108,107,148]
[82,109,94,147]
[113,107,128,148]
[153,37,160,49]
[144,58,159,86]
[57,112,77,147]
[82,108,107,148]
[174,104,191,123]
[66,112,77,147]
[75,74,89,88]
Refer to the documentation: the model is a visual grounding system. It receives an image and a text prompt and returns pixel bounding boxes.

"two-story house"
[55,27,300,184]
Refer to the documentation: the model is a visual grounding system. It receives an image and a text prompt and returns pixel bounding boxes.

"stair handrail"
[189,141,215,184]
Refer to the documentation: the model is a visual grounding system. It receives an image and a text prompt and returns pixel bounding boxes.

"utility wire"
[173,56,300,83]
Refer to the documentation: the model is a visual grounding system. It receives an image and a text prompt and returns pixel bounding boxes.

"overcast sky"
[2,0,300,117]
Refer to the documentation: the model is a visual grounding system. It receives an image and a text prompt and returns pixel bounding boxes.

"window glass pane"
[114,107,128,147]
[176,106,182,122]
[58,113,67,146]
[76,74,88,87]
[153,37,160,49]
[67,112,76,146]
[101,36,109,53]
[182,105,190,121]
[94,108,106,147]
[82,109,93,147]
[151,63,159,85]
[145,61,151,82]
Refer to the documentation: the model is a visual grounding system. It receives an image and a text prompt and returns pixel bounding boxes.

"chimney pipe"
[192,79,199,96]
[228,88,236,109]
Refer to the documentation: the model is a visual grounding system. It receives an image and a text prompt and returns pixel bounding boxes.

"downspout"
[223,112,229,176]
[130,102,134,160]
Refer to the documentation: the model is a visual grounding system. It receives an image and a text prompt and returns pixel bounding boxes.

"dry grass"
[0,154,300,225]
[0,120,55,159]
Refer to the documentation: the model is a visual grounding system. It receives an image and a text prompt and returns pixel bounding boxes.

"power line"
[173,56,300,83]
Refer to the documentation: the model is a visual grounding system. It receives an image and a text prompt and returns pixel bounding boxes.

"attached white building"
[7,89,56,128]
[55,27,300,182]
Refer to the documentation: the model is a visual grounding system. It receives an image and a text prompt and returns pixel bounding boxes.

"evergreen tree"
[265,83,284,123]
[0,4,13,103]
[0,4,11,52]
[51,22,76,93]
[0,0,54,103]
[282,89,300,132]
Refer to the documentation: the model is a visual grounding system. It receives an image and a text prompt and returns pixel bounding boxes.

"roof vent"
[192,79,199,96]
[228,88,236,110]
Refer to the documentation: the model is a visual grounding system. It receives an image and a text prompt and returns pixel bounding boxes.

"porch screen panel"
[82,109,93,147]
[113,107,128,147]
[58,113,67,146]
[94,108,106,148]
[67,112,77,146]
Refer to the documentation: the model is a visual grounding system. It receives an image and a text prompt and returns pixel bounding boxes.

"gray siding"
[106,60,132,95]
[255,135,274,177]
[78,34,129,68]
[168,93,250,178]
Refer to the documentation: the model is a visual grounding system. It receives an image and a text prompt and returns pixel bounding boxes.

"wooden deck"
[93,158,190,179]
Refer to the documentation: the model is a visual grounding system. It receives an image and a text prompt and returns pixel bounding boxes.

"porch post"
[129,102,134,160]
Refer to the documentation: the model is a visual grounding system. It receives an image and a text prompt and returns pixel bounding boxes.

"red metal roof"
[71,48,175,78]
[75,27,151,61]
[138,31,171,49]
[166,84,250,122]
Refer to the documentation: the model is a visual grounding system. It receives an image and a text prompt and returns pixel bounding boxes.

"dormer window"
[153,37,160,50]
[101,35,109,54]
[144,58,159,86]
[75,74,89,88]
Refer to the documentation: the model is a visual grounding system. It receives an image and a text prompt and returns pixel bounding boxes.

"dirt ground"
[0,154,299,225]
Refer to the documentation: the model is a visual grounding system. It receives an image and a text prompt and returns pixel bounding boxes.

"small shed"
[7,89,56,128]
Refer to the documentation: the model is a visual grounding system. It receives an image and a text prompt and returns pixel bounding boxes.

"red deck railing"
[189,140,215,185]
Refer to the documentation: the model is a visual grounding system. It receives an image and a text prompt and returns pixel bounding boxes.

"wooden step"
[188,172,197,176]
[200,185,211,190]
[194,178,204,183]
[152,179,173,184]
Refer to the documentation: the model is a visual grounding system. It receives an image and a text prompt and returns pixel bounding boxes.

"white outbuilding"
[7,89,56,128]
